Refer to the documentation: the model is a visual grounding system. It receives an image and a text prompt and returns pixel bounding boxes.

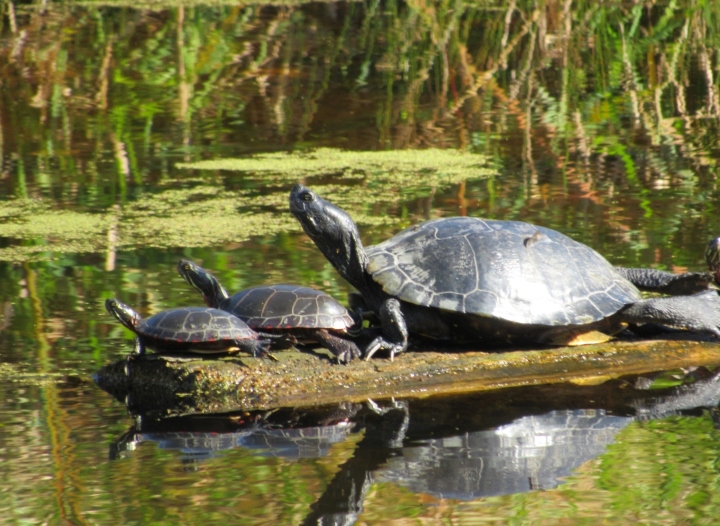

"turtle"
[176,259,363,363]
[289,184,720,359]
[105,298,269,357]
[614,236,720,295]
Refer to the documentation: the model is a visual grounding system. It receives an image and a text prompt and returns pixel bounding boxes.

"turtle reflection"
[111,404,360,463]
[110,369,720,522]
[379,408,629,498]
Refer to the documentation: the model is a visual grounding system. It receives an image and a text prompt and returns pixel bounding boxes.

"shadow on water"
[110,367,720,524]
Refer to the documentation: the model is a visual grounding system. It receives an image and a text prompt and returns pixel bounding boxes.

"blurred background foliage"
[2,0,719,198]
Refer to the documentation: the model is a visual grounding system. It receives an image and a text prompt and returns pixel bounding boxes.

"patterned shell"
[139,307,258,342]
[221,285,355,331]
[365,217,642,326]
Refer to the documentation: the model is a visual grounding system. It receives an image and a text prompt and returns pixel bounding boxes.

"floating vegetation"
[0,188,295,261]
[0,362,67,386]
[178,148,492,188]
[0,149,491,261]
[178,148,494,215]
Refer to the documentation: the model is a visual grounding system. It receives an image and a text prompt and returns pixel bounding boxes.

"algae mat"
[93,337,720,415]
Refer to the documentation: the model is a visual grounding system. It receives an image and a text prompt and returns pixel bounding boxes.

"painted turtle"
[176,260,362,363]
[105,298,268,357]
[614,237,720,295]
[289,184,720,359]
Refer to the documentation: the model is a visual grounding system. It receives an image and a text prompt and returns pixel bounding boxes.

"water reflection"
[112,404,360,463]
[109,368,720,524]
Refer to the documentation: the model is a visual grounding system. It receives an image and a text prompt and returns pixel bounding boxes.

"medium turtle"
[615,236,720,294]
[289,184,720,359]
[105,298,268,357]
[176,259,363,363]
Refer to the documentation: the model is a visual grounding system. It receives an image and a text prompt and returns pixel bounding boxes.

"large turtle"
[289,184,720,359]
[105,298,268,357]
[176,259,363,363]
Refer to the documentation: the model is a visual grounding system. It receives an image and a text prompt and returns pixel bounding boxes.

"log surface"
[93,337,720,415]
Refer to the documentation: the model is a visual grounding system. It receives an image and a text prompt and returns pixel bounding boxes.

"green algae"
[0,187,295,261]
[177,147,493,224]
[177,148,492,190]
[0,148,492,261]
[0,362,67,386]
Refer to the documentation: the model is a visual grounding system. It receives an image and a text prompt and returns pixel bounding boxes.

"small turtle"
[105,298,268,357]
[289,184,720,359]
[176,260,362,363]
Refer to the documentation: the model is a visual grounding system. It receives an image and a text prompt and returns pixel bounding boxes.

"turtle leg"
[132,337,146,357]
[257,331,295,350]
[125,337,146,377]
[615,267,718,296]
[364,299,408,361]
[311,329,362,364]
[237,338,271,358]
[621,291,720,338]
[348,292,379,327]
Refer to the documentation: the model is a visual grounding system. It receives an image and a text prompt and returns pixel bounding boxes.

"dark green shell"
[221,285,355,331]
[365,217,641,326]
[138,307,259,348]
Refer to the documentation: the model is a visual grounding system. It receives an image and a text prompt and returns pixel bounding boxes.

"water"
[2,1,720,523]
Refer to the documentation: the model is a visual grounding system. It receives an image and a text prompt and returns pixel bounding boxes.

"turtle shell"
[365,217,642,326]
[220,285,355,331]
[138,306,259,350]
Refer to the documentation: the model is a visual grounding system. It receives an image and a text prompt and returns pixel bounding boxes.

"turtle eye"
[301,191,314,202]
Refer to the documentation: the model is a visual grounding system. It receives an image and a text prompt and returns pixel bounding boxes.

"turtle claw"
[335,346,362,365]
[364,337,405,361]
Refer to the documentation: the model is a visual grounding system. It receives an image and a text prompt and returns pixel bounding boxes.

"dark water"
[2,1,720,523]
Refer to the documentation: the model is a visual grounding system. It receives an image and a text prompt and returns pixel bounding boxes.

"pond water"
[2,1,720,523]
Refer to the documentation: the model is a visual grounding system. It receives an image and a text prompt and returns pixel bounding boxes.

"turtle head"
[289,184,368,291]
[105,298,141,332]
[177,259,230,308]
[706,237,720,282]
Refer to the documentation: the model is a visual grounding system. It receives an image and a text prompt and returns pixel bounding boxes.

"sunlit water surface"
[2,1,720,523]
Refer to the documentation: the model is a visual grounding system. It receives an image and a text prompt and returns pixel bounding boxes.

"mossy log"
[93,337,720,416]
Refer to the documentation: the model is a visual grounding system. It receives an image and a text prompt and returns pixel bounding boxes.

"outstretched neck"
[290,185,373,294]
[308,213,368,292]
[335,227,369,292]
[206,277,230,308]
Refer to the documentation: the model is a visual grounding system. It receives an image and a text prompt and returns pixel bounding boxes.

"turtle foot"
[335,346,362,365]
[623,290,720,339]
[364,337,405,361]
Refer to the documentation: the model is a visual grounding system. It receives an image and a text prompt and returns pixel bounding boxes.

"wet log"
[93,336,720,416]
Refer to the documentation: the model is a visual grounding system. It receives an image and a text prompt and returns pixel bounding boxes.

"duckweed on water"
[178,147,493,222]
[178,148,492,188]
[0,362,67,386]
[0,149,492,261]
[0,188,294,261]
